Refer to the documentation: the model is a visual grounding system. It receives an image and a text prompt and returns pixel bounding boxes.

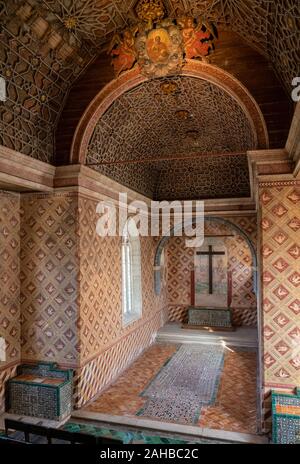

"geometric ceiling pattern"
[153,154,251,200]
[90,151,251,200]
[0,0,98,163]
[0,0,298,165]
[87,76,256,161]
[87,75,255,199]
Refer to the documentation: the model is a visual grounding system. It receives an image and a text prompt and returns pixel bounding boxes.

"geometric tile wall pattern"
[78,195,168,367]
[0,190,168,412]
[20,193,80,366]
[152,154,251,200]
[14,191,167,408]
[0,191,20,368]
[260,181,300,388]
[73,194,168,405]
[165,217,257,326]
[262,384,296,434]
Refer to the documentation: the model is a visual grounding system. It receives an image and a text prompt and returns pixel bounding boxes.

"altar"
[184,238,234,331]
[184,306,233,330]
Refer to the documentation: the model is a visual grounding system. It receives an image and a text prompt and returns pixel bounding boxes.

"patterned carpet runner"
[137,344,224,424]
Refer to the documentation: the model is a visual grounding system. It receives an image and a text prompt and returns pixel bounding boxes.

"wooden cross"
[196,245,225,294]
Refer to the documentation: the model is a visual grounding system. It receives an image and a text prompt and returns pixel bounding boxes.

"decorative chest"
[272,389,300,444]
[8,362,73,421]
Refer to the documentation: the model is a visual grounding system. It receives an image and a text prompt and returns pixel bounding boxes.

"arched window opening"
[122,219,142,326]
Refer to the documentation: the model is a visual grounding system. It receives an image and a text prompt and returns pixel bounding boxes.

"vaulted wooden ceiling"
[0,0,299,199]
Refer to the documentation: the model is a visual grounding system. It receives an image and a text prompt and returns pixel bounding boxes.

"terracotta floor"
[198,349,257,433]
[84,343,257,434]
[84,344,177,416]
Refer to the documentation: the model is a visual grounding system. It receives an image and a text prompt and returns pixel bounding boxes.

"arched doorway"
[153,215,263,432]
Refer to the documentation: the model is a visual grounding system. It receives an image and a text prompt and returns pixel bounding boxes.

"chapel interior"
[0,0,299,445]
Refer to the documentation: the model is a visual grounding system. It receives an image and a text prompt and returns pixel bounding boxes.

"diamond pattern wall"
[1,180,299,417]
[15,191,168,407]
[260,181,300,387]
[20,193,80,365]
[0,191,20,413]
[0,192,20,366]
[77,195,168,402]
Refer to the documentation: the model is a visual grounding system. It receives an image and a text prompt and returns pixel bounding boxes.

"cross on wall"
[196,245,225,294]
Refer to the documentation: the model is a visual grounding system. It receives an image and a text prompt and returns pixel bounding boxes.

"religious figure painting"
[107,12,215,78]
[177,17,213,60]
[108,27,138,77]
[146,29,170,64]
[135,20,184,78]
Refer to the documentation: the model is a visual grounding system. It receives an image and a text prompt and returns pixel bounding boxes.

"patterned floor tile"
[84,343,257,434]
[84,344,177,415]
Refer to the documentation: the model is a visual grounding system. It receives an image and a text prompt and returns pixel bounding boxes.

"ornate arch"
[70,60,269,164]
[153,216,257,296]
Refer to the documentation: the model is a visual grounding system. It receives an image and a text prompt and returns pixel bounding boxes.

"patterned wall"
[20,193,80,366]
[0,191,20,368]
[75,194,168,405]
[165,216,257,326]
[260,181,300,388]
[0,191,20,413]
[15,191,167,407]
[153,155,251,200]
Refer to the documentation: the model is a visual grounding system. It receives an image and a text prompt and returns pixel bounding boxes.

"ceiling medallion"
[135,19,184,78]
[63,16,78,32]
[108,1,215,79]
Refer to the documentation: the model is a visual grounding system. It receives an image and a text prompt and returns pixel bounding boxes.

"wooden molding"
[0,145,55,192]
[247,148,296,206]
[54,164,152,205]
[0,147,257,212]
[286,101,300,176]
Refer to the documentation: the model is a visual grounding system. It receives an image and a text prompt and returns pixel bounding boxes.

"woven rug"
[137,344,224,424]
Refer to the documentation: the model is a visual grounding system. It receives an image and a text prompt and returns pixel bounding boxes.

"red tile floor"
[84,343,257,434]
